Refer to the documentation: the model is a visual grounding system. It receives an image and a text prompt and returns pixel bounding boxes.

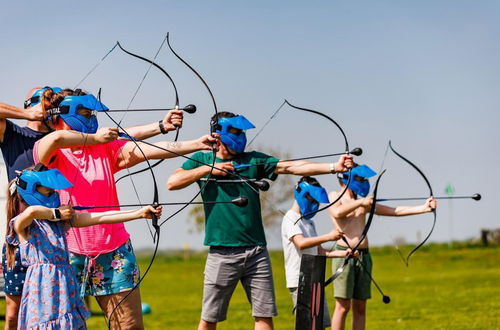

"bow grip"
[151,201,160,229]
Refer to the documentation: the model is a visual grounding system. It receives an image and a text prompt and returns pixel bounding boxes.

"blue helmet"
[216,115,255,154]
[294,178,329,220]
[339,164,377,197]
[16,164,73,208]
[50,94,108,133]
[24,86,62,109]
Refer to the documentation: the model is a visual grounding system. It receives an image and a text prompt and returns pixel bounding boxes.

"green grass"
[1,244,499,329]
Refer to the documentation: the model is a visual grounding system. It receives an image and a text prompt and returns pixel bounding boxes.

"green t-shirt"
[182,151,279,247]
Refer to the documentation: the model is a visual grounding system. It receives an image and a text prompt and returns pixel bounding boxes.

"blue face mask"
[24,86,62,109]
[294,181,329,220]
[340,164,377,197]
[51,94,109,133]
[17,167,73,208]
[216,115,255,154]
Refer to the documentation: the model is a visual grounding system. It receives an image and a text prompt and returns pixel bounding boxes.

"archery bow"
[113,38,196,184]
[387,140,436,266]
[325,170,386,287]
[157,32,219,227]
[283,99,356,222]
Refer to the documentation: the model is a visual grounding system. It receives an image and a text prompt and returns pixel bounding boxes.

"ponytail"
[5,179,23,269]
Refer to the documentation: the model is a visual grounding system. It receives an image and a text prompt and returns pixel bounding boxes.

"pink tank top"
[34,139,130,255]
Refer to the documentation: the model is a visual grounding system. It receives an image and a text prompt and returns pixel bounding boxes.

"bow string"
[388,140,436,266]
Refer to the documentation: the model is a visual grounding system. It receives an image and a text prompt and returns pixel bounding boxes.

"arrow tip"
[350,147,363,156]
[232,196,248,207]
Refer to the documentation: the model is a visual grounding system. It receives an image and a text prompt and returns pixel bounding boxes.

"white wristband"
[329,162,336,174]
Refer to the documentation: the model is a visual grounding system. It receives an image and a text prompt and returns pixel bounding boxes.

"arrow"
[377,194,481,202]
[73,196,248,210]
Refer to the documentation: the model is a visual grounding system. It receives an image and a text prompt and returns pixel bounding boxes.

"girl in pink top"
[35,89,217,329]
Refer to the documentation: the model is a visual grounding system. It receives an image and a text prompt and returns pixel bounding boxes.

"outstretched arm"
[117,134,218,170]
[36,128,119,164]
[275,154,353,175]
[71,205,162,227]
[375,197,436,217]
[124,109,183,140]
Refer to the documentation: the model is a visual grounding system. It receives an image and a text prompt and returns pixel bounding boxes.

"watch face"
[55,208,61,219]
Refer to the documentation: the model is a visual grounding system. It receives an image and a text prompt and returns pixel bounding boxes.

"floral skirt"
[69,240,140,297]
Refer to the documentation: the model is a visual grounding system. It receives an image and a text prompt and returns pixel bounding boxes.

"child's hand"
[327,228,345,241]
[345,248,359,258]
[59,205,74,220]
[140,205,163,219]
[425,197,437,211]
[361,197,373,211]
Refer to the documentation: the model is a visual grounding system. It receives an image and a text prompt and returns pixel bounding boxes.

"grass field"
[1,244,499,329]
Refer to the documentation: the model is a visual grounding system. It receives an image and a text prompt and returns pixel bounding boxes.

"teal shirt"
[182,151,279,247]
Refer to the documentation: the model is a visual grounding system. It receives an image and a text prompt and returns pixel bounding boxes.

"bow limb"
[158,33,219,227]
[113,38,182,184]
[284,100,353,221]
[103,108,162,330]
[388,140,435,266]
[73,40,173,328]
[352,170,386,251]
[116,40,179,110]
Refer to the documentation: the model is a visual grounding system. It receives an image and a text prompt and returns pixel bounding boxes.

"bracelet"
[329,162,336,174]
[158,120,169,134]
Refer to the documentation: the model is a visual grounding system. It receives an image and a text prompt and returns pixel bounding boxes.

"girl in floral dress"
[5,165,161,329]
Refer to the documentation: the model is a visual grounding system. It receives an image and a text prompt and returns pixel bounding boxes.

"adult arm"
[123,109,183,140]
[36,128,119,164]
[117,134,218,170]
[0,103,45,142]
[274,154,353,175]
[167,161,234,190]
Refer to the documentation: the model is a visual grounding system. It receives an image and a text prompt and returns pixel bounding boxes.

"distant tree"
[188,146,294,232]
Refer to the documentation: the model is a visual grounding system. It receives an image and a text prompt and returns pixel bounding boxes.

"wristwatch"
[52,208,61,220]
[158,120,169,134]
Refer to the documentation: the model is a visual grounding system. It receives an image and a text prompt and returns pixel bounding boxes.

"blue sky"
[1,1,498,250]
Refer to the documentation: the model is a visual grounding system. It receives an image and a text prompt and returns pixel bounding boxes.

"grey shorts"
[289,287,331,328]
[201,246,278,323]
